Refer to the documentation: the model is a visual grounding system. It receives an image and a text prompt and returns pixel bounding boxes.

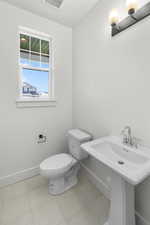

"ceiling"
[2,0,99,27]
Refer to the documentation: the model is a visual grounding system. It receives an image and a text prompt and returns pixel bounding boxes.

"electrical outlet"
[37,133,47,144]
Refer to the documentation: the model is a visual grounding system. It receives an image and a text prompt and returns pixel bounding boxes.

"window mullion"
[22,65,49,72]
[29,35,31,63]
[40,39,41,68]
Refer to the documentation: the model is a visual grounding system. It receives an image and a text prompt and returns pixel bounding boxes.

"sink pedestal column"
[106,172,135,225]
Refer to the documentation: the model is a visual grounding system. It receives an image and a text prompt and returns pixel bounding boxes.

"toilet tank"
[67,129,92,160]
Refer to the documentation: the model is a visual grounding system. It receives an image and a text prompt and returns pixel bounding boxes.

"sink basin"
[81,136,150,185]
[93,142,148,165]
[81,136,150,225]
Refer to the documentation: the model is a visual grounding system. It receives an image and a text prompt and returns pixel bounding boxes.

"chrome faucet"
[121,126,141,148]
[121,126,133,146]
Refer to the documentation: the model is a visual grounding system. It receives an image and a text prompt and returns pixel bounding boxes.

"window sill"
[16,98,56,108]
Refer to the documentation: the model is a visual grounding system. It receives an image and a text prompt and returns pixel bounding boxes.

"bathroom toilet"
[40,129,92,195]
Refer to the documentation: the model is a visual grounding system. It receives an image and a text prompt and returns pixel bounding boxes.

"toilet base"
[48,163,80,195]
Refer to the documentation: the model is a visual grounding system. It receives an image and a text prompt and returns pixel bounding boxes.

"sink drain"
[118,161,125,165]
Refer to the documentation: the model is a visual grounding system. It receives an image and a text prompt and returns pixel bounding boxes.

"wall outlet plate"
[37,133,47,144]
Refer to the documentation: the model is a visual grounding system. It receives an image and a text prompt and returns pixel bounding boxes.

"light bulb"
[126,0,138,15]
[109,9,119,26]
[21,38,27,43]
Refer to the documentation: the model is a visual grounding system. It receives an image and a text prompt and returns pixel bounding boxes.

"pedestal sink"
[81,136,150,225]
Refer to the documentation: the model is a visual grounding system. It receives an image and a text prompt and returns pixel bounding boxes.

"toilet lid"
[40,153,74,170]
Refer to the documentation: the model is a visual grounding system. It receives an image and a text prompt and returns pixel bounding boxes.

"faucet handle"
[121,126,131,134]
[120,132,128,144]
[132,136,142,148]
[120,127,126,135]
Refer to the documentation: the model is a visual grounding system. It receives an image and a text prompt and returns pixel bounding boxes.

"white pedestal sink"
[81,136,150,225]
[107,172,135,225]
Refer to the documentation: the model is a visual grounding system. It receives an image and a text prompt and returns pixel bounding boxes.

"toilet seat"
[40,153,76,178]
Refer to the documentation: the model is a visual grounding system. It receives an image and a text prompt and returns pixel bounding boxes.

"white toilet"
[40,129,92,195]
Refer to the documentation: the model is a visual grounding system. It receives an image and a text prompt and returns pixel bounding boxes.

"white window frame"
[16,26,56,107]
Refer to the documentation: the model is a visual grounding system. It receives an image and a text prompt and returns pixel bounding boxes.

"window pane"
[41,40,49,55]
[41,55,49,63]
[20,34,29,50]
[41,55,49,69]
[22,68,49,97]
[20,50,30,65]
[30,52,41,68]
[31,37,40,53]
[31,52,40,62]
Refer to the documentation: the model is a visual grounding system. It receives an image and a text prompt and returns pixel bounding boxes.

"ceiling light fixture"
[21,38,27,43]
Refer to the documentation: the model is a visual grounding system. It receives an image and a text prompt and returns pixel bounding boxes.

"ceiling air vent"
[44,0,64,8]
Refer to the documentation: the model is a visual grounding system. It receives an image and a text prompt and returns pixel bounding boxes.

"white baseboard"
[81,163,150,225]
[0,166,40,188]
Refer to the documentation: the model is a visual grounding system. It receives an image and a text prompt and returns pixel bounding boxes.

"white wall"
[0,2,72,181]
[1,0,150,223]
[73,0,150,223]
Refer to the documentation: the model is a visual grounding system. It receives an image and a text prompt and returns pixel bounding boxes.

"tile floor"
[0,171,110,225]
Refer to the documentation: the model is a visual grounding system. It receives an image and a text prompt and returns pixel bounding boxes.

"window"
[18,27,55,106]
